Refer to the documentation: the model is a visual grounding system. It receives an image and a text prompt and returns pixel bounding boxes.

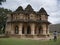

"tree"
[0,8,12,34]
[0,0,6,5]
[0,12,7,34]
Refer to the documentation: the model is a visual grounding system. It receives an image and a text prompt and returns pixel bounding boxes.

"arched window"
[38,26,42,34]
[22,26,24,34]
[15,26,19,34]
[27,25,31,34]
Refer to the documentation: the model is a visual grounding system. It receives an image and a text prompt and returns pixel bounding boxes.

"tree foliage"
[0,8,12,34]
[0,0,6,5]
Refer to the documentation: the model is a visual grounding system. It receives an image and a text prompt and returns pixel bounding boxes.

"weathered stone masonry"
[5,4,50,38]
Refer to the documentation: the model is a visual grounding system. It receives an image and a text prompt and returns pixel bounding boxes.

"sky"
[0,0,60,24]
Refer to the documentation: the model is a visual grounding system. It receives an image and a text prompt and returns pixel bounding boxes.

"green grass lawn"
[0,38,60,45]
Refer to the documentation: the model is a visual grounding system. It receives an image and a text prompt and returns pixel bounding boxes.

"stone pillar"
[47,25,50,35]
[5,23,11,35]
[19,23,23,35]
[30,24,35,35]
[42,24,46,35]
[11,31,14,34]
[11,24,14,34]
[47,29,49,35]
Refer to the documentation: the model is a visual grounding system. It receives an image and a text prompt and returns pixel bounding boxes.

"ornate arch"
[15,25,19,34]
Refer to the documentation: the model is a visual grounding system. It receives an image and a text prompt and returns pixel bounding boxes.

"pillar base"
[7,34,50,38]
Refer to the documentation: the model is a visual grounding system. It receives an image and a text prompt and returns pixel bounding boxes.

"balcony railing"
[7,19,49,23]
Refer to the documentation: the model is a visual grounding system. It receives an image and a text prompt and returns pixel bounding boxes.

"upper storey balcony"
[7,14,48,23]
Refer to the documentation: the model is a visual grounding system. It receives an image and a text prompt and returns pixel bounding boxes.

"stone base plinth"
[7,34,50,38]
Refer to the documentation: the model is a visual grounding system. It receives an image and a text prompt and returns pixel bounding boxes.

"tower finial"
[38,7,47,13]
[25,4,34,12]
[15,6,24,12]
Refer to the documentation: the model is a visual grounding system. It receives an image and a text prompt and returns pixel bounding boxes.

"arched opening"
[38,27,41,34]
[15,25,19,34]
[22,26,24,34]
[27,25,31,34]
[38,26,42,34]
